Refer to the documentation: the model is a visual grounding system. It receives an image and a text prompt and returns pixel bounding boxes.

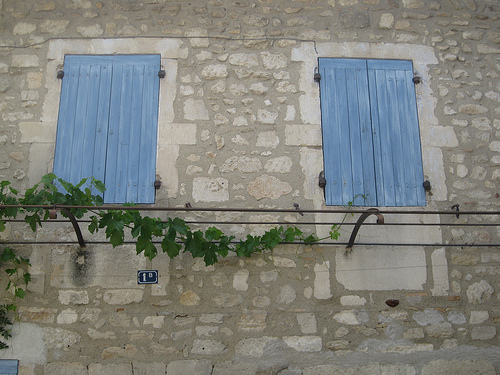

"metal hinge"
[318,171,326,189]
[314,72,321,83]
[57,70,64,79]
[158,70,166,79]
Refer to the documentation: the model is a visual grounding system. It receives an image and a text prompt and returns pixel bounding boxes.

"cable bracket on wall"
[346,208,384,249]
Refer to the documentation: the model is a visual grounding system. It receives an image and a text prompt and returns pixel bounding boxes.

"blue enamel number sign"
[137,270,158,284]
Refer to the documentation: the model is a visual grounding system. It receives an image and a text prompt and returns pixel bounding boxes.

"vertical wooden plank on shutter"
[319,59,375,206]
[54,56,113,197]
[367,59,425,206]
[137,62,160,203]
[105,55,160,204]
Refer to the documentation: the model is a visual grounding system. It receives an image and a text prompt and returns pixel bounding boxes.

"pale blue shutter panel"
[105,55,160,203]
[53,55,112,199]
[54,55,160,204]
[319,58,377,206]
[367,60,425,206]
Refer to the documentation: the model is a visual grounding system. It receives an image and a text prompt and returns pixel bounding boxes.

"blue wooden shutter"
[367,60,425,206]
[319,58,377,206]
[319,58,425,206]
[54,55,160,203]
[0,360,18,375]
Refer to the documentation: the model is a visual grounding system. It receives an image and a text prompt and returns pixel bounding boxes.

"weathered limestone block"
[101,344,138,359]
[425,323,454,338]
[193,177,229,202]
[13,22,36,35]
[40,20,69,34]
[340,296,367,306]
[77,24,104,37]
[228,53,259,68]
[264,156,292,173]
[257,109,279,124]
[358,339,433,354]
[56,309,78,324]
[233,269,249,291]
[237,310,267,332]
[379,13,395,29]
[132,363,166,375]
[196,326,218,337]
[314,261,332,299]
[191,339,227,355]
[213,293,244,307]
[283,336,322,352]
[44,328,81,350]
[467,280,494,304]
[339,11,370,28]
[180,290,201,306]
[87,328,116,340]
[108,312,132,328]
[19,307,57,323]
[256,131,280,148]
[220,156,262,173]
[171,329,193,341]
[413,308,445,326]
[297,313,317,334]
[458,104,488,114]
[276,285,296,304]
[447,310,466,325]
[260,269,278,283]
[333,310,369,325]
[247,174,292,200]
[44,362,87,375]
[166,360,212,375]
[199,313,225,324]
[471,326,497,341]
[421,360,495,375]
[58,290,89,305]
[143,316,165,328]
[235,336,278,357]
[103,289,144,305]
[89,363,133,375]
[470,311,489,325]
[261,52,288,69]
[201,64,228,79]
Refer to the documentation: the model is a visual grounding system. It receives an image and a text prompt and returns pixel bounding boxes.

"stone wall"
[1,0,500,374]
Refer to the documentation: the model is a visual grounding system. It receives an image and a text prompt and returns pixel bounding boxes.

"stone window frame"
[290,42,448,210]
[31,38,194,200]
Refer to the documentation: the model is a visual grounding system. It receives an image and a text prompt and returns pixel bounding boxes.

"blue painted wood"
[367,59,425,206]
[319,58,425,206]
[54,55,160,203]
[0,359,18,375]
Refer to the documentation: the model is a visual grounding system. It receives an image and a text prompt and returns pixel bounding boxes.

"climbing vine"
[0,174,353,347]
[1,174,350,266]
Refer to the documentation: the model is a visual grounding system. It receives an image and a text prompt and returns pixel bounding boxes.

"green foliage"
[0,174,356,348]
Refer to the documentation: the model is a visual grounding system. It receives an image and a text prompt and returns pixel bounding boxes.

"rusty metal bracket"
[49,207,86,247]
[346,208,384,249]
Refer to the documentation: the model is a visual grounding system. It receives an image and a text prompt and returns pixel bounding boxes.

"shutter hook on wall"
[314,67,321,83]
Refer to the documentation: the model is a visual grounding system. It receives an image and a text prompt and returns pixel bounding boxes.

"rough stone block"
[103,289,144,305]
[44,362,87,375]
[421,360,495,375]
[89,363,133,375]
[3,323,45,364]
[166,360,212,375]
[193,177,229,202]
[283,336,322,352]
[133,362,166,375]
